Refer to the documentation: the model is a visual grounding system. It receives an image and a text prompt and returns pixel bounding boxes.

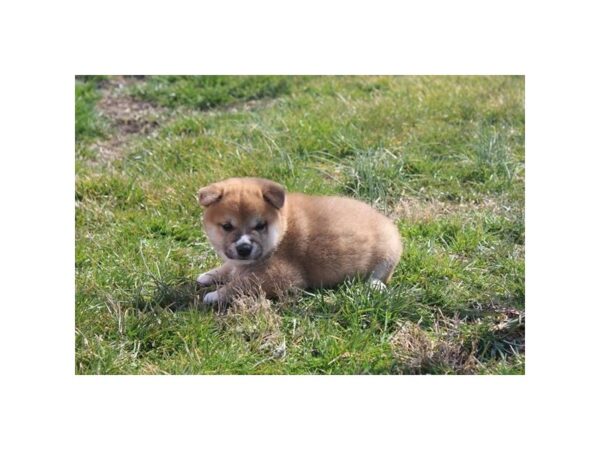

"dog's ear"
[198,184,222,207]
[262,180,285,209]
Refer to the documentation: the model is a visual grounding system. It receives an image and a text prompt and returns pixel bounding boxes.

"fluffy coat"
[196,177,402,304]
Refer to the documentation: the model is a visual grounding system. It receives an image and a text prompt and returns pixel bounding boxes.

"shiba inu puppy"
[196,177,402,304]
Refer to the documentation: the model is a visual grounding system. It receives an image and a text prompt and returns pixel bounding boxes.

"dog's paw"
[369,279,387,292]
[203,290,219,304]
[197,272,216,287]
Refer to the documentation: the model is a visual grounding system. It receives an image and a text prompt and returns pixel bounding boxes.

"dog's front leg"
[202,287,227,304]
[203,260,305,305]
[196,263,233,287]
[201,278,263,304]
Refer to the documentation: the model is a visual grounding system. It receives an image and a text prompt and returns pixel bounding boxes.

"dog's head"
[198,177,287,263]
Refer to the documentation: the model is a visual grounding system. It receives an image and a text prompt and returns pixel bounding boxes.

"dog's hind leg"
[368,259,398,291]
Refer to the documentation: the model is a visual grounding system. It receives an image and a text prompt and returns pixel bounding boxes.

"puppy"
[196,177,402,304]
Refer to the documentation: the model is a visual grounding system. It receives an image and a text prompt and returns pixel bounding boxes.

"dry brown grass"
[219,290,286,361]
[390,317,479,374]
[390,195,515,222]
[390,304,525,375]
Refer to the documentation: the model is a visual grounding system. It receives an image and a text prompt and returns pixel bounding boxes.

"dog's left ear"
[262,180,285,209]
[198,184,222,207]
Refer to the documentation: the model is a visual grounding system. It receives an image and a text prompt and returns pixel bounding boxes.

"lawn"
[75,75,524,375]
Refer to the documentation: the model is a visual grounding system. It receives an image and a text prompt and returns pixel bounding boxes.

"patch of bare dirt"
[90,76,167,163]
[97,94,162,134]
[87,77,280,163]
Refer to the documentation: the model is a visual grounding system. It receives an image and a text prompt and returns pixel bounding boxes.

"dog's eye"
[221,223,234,232]
[255,222,267,231]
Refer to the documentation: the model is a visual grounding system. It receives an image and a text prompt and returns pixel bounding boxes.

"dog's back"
[277,193,402,287]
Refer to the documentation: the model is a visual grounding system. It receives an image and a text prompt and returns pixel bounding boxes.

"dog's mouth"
[225,246,262,261]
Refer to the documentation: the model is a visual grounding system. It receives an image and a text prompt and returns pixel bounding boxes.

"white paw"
[370,279,387,292]
[203,290,219,304]
[197,272,215,287]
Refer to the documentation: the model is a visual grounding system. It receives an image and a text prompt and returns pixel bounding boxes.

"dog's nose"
[236,243,252,257]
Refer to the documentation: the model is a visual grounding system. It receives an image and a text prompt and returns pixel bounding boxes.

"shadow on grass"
[132,276,207,312]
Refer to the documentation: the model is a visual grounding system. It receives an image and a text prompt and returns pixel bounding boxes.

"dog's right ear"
[197,184,222,207]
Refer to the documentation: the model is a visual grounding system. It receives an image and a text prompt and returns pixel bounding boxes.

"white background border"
[1,0,599,448]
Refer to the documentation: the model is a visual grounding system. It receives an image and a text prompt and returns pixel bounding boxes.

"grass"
[75,77,106,141]
[129,75,293,109]
[75,75,525,374]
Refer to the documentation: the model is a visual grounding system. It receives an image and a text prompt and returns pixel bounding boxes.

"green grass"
[75,77,106,141]
[129,75,293,109]
[75,75,525,374]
